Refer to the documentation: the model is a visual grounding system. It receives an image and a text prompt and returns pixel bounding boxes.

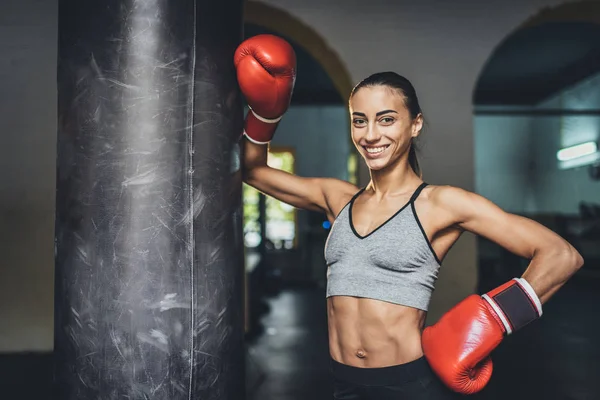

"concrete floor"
[246,280,600,400]
[246,285,333,400]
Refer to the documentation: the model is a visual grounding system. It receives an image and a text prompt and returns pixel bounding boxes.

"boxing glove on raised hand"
[422,278,543,394]
[234,34,296,144]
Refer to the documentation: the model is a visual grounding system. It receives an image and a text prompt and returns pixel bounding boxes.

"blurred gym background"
[1,1,599,399]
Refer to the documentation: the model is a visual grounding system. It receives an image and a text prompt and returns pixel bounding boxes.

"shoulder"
[320,178,360,221]
[424,185,496,225]
[426,185,476,208]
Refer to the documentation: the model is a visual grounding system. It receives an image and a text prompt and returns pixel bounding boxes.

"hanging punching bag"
[54,1,245,399]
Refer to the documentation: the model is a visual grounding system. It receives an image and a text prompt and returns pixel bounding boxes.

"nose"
[364,123,381,143]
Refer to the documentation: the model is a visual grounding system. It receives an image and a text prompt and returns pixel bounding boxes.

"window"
[348,151,358,185]
[243,147,297,250]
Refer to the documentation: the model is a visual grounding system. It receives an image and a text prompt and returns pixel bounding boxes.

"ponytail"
[408,141,421,178]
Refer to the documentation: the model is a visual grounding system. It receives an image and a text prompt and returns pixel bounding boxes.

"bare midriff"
[327,296,426,367]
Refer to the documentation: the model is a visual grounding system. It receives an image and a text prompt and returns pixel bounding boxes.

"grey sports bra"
[324,183,441,311]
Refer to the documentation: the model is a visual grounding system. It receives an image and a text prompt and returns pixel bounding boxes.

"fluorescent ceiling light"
[556,141,598,162]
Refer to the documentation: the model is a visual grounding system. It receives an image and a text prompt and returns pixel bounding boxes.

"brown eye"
[353,118,366,126]
[380,117,395,125]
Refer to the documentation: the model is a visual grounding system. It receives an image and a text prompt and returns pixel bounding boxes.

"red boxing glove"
[422,278,543,394]
[234,34,296,144]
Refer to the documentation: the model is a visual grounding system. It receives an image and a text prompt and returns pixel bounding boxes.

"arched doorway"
[240,4,355,398]
[244,1,353,100]
[240,4,354,282]
[472,2,600,398]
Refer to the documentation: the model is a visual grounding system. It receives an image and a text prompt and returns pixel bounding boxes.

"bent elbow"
[571,248,584,271]
[242,172,257,187]
[242,164,258,184]
[242,166,266,189]
[241,168,251,184]
[558,244,584,274]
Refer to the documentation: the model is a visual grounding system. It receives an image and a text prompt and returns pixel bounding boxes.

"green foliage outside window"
[243,149,296,249]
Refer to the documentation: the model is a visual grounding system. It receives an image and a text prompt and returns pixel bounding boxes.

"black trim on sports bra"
[410,202,442,266]
[330,188,365,222]
[349,182,428,240]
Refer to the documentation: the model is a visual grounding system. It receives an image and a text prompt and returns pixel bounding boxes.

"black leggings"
[331,357,463,400]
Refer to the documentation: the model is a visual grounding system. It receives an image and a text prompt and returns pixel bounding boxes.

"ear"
[411,113,424,138]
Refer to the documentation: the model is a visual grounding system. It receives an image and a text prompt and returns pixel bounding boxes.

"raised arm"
[235,35,357,220]
[243,139,356,219]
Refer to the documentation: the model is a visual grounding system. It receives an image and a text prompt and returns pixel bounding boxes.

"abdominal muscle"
[327,296,426,368]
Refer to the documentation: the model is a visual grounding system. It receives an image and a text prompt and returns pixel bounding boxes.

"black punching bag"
[54,1,245,399]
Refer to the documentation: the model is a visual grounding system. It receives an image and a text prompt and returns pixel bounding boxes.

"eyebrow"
[352,110,398,117]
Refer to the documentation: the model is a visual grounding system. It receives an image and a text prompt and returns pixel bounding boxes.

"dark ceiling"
[244,23,343,105]
[474,22,600,106]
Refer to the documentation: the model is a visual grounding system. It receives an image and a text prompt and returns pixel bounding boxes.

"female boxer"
[235,35,583,399]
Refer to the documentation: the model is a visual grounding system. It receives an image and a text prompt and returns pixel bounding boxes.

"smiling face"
[349,85,423,172]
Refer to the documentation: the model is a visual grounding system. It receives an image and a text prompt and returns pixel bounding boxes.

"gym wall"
[0,0,593,352]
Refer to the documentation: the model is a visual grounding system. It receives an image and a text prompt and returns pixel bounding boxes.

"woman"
[235,35,584,399]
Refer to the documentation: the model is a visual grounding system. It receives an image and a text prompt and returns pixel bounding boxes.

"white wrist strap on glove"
[250,107,282,124]
[242,106,283,145]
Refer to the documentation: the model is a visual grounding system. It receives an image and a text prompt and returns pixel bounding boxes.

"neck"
[368,156,421,196]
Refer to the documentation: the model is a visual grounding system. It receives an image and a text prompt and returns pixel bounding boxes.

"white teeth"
[366,146,387,154]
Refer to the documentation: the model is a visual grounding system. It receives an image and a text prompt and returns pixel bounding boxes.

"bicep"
[439,188,567,260]
[245,165,357,217]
